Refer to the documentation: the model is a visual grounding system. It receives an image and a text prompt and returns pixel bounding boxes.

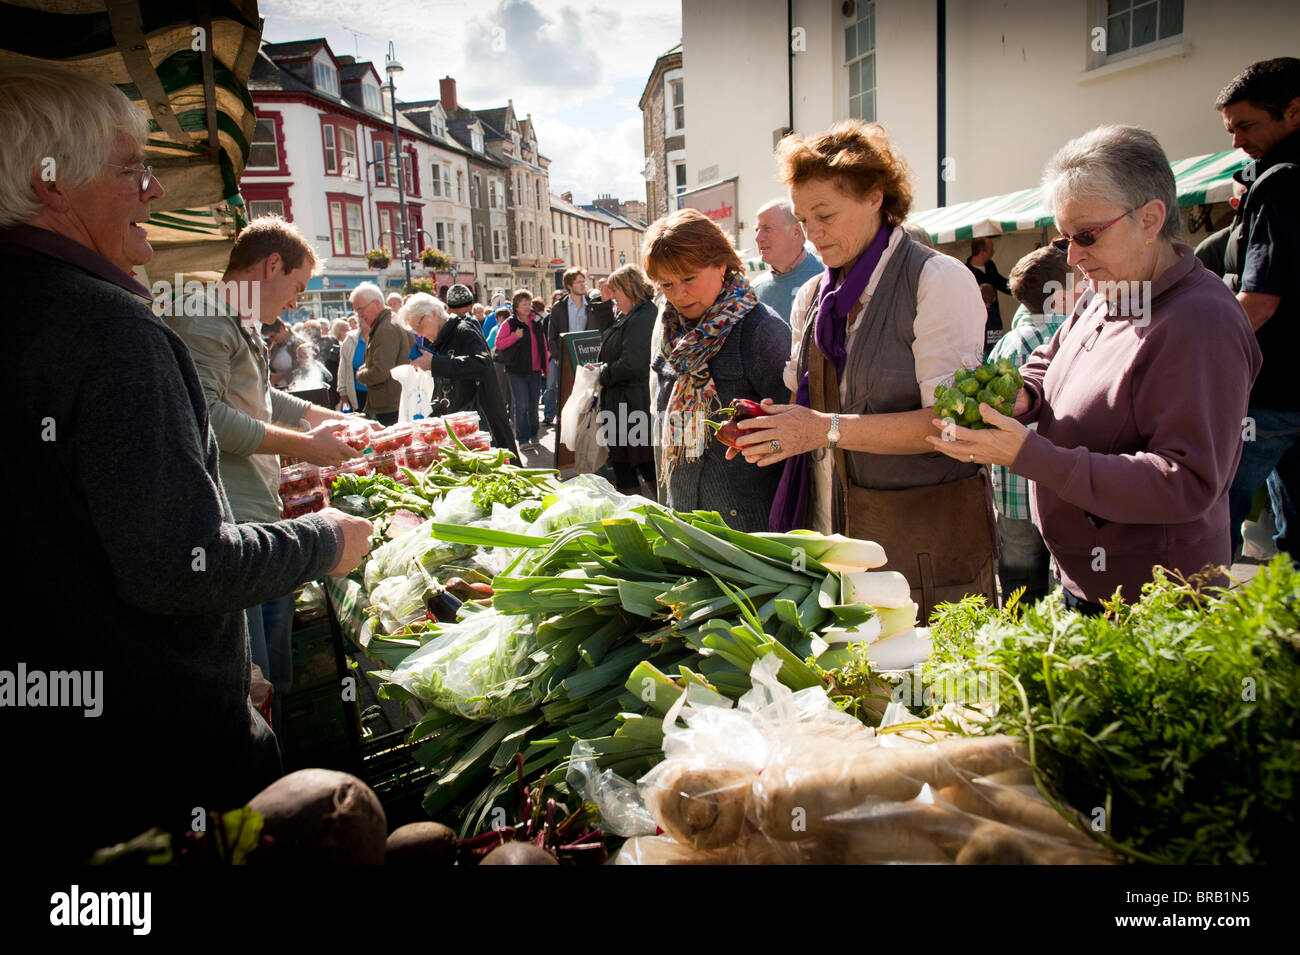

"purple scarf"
[769,224,893,531]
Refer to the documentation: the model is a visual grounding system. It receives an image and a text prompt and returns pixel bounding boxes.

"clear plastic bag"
[387,609,541,720]
[370,515,473,583]
[524,473,650,540]
[565,740,659,838]
[432,485,485,525]
[367,573,429,634]
[615,655,1115,865]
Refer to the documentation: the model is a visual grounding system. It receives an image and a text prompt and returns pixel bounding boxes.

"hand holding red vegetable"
[721,399,829,467]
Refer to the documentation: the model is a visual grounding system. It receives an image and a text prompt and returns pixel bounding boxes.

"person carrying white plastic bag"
[560,362,608,474]
[390,363,437,422]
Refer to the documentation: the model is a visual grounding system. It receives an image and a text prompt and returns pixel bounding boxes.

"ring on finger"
[770,439,782,453]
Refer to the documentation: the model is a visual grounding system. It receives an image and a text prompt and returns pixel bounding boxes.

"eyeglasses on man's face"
[1051,209,1133,252]
[102,161,154,194]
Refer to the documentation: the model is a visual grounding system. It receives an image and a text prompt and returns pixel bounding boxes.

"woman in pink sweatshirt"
[928,125,1262,611]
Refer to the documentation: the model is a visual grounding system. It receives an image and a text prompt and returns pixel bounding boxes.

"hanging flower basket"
[421,247,452,271]
[366,249,390,269]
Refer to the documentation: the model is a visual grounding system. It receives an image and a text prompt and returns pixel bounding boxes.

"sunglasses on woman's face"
[1051,209,1132,252]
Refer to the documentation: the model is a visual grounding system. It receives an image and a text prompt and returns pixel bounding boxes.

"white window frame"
[457,169,465,203]
[664,68,685,135]
[323,124,337,175]
[329,200,345,254]
[248,118,278,170]
[338,126,357,179]
[844,1,877,123]
[1085,0,1185,70]
[247,199,284,219]
[313,54,339,96]
[363,82,382,113]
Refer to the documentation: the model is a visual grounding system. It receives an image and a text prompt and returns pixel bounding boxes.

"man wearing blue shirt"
[750,199,823,324]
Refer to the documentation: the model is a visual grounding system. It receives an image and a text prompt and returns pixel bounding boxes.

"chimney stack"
[439,76,457,112]
[561,191,573,203]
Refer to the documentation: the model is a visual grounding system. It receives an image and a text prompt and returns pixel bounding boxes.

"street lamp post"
[385,41,412,291]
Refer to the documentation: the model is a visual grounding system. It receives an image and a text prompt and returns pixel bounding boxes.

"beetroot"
[246,769,387,865]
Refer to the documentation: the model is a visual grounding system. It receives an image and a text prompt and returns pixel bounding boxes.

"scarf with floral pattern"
[659,273,757,485]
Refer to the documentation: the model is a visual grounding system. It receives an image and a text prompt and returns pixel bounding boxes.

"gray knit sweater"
[3,225,343,860]
[651,302,791,531]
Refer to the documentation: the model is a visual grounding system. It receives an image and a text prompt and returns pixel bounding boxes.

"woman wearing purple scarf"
[729,121,995,620]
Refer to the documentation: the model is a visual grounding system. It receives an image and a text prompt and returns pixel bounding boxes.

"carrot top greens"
[923,556,1300,864]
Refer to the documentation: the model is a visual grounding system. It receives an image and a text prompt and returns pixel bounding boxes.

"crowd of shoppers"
[6,48,1291,861]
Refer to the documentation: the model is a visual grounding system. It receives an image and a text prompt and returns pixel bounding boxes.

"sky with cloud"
[261,0,682,205]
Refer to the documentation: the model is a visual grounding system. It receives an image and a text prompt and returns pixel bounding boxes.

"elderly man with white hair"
[750,198,823,324]
[0,63,374,861]
[349,280,412,425]
[401,292,518,456]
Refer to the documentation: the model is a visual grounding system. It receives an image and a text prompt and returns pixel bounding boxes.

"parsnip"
[645,764,753,850]
[938,778,1095,846]
[755,736,1026,840]
[955,820,1117,865]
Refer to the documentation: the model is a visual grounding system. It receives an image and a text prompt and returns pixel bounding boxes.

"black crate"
[279,683,362,774]
[361,729,438,831]
[289,622,340,694]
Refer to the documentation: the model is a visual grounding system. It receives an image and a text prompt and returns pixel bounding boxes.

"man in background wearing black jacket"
[966,236,1011,352]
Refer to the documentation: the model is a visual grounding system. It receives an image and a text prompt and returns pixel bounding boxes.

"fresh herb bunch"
[924,556,1300,864]
[471,471,547,512]
[816,642,901,727]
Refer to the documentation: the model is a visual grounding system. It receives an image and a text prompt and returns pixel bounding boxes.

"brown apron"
[807,341,998,622]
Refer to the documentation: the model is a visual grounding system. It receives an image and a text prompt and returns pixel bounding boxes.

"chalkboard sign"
[564,329,603,369]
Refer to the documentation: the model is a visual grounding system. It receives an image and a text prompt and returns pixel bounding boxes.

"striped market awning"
[911,150,1249,245]
[0,0,263,275]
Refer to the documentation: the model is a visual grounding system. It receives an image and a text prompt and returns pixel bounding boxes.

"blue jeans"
[508,370,543,444]
[246,594,295,694]
[1228,406,1300,560]
[542,357,560,420]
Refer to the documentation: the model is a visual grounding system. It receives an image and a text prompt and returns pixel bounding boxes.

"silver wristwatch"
[826,413,841,450]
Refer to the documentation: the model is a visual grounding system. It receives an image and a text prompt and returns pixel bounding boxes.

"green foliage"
[924,557,1300,864]
[406,277,438,296]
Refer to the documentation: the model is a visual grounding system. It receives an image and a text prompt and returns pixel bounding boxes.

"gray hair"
[0,63,150,228]
[757,198,799,226]
[330,318,349,339]
[1042,125,1181,241]
[350,281,383,307]
[397,291,446,330]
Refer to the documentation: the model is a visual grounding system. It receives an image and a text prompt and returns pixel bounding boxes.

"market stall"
[246,398,1299,866]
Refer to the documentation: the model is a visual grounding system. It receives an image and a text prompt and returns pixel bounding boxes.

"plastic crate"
[361,729,438,830]
[289,622,340,694]
[279,683,361,774]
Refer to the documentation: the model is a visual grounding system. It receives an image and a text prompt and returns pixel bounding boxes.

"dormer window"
[313,55,339,96]
[363,81,382,113]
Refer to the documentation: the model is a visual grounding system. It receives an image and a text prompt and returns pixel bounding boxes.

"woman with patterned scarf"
[726,121,997,621]
[645,208,790,531]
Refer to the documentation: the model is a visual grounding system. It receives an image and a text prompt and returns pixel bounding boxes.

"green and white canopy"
[0,0,263,274]
[911,150,1249,244]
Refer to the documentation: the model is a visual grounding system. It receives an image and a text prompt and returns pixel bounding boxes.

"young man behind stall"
[165,215,369,724]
